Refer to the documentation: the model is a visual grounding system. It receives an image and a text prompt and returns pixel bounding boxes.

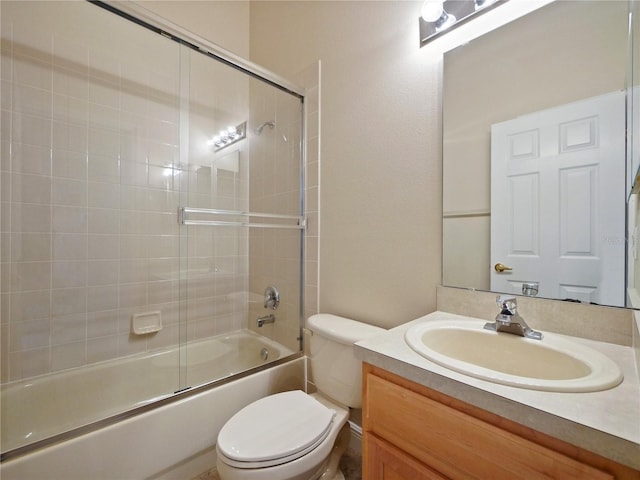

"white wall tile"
[89,82,120,109]
[10,290,50,322]
[86,334,119,363]
[87,310,119,339]
[52,178,87,207]
[116,334,146,357]
[120,161,147,187]
[13,143,52,176]
[14,84,51,118]
[53,35,89,73]
[118,282,147,308]
[11,203,51,233]
[87,260,118,286]
[88,284,118,312]
[88,207,119,234]
[12,173,51,204]
[53,233,87,261]
[9,347,50,381]
[88,182,120,209]
[51,287,86,316]
[88,154,120,184]
[53,66,89,100]
[51,341,85,372]
[52,205,87,233]
[88,128,119,158]
[52,261,86,289]
[87,234,119,260]
[52,149,87,181]
[52,120,87,152]
[13,56,52,91]
[10,318,50,351]
[119,258,148,284]
[88,50,120,83]
[11,233,51,262]
[10,261,51,291]
[51,313,86,345]
[13,113,51,147]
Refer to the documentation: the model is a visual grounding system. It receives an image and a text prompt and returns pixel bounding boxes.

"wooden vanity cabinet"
[362,363,640,480]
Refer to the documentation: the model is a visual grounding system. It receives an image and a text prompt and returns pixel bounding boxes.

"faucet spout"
[256,314,275,328]
[484,295,543,340]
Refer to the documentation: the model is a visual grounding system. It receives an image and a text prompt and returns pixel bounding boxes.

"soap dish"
[132,311,162,335]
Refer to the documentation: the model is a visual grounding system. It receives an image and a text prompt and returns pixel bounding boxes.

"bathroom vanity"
[356,312,640,480]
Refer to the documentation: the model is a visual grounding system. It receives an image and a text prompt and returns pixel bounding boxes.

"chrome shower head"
[255,120,275,135]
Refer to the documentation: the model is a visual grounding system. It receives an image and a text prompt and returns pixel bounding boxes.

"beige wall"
[249,1,442,329]
[137,1,250,59]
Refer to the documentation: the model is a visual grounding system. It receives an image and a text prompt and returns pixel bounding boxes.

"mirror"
[442,0,635,308]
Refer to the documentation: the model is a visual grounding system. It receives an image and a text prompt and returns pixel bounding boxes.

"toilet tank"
[307,314,385,408]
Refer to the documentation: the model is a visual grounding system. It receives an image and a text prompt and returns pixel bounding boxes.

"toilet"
[215,314,385,480]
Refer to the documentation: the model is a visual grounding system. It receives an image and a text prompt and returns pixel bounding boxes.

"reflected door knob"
[494,263,513,273]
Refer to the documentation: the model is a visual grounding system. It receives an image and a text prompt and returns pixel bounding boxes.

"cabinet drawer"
[364,373,613,480]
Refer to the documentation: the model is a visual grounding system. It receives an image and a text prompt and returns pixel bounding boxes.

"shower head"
[255,120,275,135]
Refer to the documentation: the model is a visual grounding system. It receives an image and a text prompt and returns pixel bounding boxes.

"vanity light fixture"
[419,0,507,47]
[209,121,246,152]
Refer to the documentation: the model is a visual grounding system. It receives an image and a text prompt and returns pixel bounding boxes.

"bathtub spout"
[256,314,275,327]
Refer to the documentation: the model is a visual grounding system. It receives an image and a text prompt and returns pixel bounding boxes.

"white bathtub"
[1,330,302,478]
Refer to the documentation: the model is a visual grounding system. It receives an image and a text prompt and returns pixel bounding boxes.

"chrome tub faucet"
[257,314,275,327]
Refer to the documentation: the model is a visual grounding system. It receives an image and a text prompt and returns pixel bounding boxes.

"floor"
[192,449,362,480]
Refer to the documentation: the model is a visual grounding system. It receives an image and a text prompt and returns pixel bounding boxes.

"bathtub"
[1,330,304,479]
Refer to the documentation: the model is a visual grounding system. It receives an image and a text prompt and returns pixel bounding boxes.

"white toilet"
[215,314,385,480]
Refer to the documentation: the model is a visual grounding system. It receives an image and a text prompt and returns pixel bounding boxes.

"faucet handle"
[264,285,280,310]
[496,295,517,315]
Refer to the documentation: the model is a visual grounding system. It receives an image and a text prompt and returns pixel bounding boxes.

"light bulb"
[475,0,497,10]
[421,0,445,23]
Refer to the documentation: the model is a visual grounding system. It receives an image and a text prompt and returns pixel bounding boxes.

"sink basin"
[404,319,623,392]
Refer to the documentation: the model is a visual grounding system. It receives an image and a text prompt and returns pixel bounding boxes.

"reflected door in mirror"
[490,91,625,305]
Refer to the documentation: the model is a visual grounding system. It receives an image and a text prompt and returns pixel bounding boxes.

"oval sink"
[404,319,623,392]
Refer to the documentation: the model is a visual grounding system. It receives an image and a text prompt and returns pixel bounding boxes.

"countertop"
[355,311,640,471]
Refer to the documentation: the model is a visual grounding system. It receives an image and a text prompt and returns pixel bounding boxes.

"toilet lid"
[217,390,335,468]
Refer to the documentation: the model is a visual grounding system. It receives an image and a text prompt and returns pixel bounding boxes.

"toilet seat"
[217,390,336,469]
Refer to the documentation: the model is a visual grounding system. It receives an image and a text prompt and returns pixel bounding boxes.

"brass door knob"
[494,263,513,273]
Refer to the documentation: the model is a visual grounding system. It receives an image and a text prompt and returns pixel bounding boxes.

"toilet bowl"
[215,314,385,480]
[216,391,349,480]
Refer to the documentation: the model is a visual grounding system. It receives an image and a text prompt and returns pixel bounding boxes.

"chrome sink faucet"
[484,295,543,340]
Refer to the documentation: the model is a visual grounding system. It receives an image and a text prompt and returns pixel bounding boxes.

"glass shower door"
[180,48,304,387]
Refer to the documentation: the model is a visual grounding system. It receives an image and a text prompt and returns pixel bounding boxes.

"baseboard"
[347,420,363,456]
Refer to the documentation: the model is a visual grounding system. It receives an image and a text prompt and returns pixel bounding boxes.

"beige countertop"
[355,311,640,471]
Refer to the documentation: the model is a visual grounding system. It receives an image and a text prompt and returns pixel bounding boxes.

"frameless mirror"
[442,0,635,308]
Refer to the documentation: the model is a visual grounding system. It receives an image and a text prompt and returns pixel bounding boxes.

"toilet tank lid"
[307,314,385,345]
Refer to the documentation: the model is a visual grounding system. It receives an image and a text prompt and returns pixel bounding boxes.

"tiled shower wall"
[1,3,181,382]
[0,2,296,383]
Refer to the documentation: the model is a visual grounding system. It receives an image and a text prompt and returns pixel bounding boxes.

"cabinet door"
[364,372,614,480]
[364,432,448,480]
